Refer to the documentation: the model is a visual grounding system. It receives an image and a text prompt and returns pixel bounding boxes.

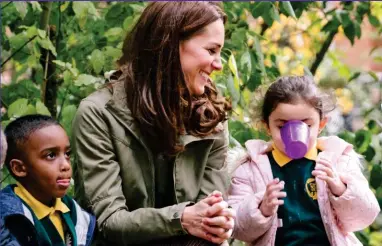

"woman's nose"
[212,57,222,71]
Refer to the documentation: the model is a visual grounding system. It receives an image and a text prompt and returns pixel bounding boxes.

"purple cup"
[280,120,310,159]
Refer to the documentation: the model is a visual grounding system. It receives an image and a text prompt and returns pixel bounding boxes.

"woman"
[72,2,234,245]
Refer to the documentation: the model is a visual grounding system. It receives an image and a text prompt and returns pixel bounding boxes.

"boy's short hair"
[4,114,60,176]
[1,127,7,168]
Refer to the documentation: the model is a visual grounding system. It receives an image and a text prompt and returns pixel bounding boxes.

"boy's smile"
[19,125,72,206]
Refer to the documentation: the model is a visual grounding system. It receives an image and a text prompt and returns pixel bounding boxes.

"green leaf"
[368,120,382,134]
[128,3,145,13]
[262,4,280,26]
[247,71,262,91]
[24,105,37,116]
[13,2,28,19]
[104,46,122,59]
[72,2,98,28]
[8,98,29,118]
[240,50,252,75]
[368,14,380,28]
[9,34,30,60]
[75,74,101,86]
[354,22,361,39]
[60,2,70,12]
[30,2,42,12]
[354,129,372,154]
[60,105,77,137]
[91,49,104,74]
[62,70,73,86]
[280,1,296,19]
[123,16,135,32]
[338,131,355,144]
[368,71,379,82]
[228,54,239,79]
[348,71,361,82]
[370,164,382,190]
[37,38,57,56]
[251,2,272,18]
[226,74,240,108]
[36,101,51,116]
[105,27,124,43]
[343,22,355,45]
[52,60,71,68]
[322,18,340,33]
[26,26,38,39]
[340,12,352,27]
[37,29,46,39]
[364,146,376,162]
[253,37,265,75]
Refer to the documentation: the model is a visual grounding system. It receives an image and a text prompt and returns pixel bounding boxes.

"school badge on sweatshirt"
[305,178,317,200]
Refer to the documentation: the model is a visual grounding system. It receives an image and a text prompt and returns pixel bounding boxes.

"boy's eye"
[65,150,71,158]
[46,152,56,160]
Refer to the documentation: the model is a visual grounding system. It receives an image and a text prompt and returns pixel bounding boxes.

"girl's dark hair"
[262,76,336,125]
[118,2,230,155]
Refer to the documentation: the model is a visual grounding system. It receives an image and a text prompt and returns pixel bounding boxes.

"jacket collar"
[0,185,25,218]
[245,136,353,164]
[14,182,69,220]
[105,81,222,148]
[271,143,319,167]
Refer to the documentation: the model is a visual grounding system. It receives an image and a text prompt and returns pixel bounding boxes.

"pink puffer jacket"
[228,136,380,246]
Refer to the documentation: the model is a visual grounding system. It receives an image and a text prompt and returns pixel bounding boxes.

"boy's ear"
[318,117,328,134]
[9,159,27,178]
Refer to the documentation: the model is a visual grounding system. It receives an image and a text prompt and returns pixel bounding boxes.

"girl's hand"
[312,156,346,197]
[259,178,286,217]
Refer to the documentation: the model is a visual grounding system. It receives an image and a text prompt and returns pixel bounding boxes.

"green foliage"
[1,1,382,243]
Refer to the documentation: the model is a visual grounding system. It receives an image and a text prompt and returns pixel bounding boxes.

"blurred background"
[1,1,381,245]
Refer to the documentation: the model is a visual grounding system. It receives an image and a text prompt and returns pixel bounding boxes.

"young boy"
[0,114,95,246]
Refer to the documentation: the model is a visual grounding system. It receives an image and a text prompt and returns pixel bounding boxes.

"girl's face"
[266,100,327,155]
[179,19,225,96]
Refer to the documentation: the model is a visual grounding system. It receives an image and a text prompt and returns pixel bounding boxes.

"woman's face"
[180,19,225,96]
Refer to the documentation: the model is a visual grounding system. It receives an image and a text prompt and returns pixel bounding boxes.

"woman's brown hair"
[118,2,230,155]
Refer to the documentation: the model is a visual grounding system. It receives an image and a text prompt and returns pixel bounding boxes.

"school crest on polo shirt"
[305,178,317,200]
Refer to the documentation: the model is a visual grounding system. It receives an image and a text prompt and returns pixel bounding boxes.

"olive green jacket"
[72,81,230,245]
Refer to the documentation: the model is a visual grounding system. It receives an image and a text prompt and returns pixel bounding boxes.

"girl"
[228,76,380,246]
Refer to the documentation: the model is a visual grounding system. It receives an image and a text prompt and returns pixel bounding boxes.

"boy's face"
[266,101,327,155]
[19,125,72,205]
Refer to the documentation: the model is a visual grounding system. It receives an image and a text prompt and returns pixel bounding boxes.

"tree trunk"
[39,2,58,118]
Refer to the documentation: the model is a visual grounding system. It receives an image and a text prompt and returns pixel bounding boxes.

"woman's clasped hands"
[181,190,235,244]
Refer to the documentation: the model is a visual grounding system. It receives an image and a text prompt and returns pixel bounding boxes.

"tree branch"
[1,2,12,11]
[1,98,8,110]
[310,30,338,76]
[1,35,37,68]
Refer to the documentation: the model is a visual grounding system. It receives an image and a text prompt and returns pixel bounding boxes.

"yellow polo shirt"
[272,143,321,167]
[14,182,70,240]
